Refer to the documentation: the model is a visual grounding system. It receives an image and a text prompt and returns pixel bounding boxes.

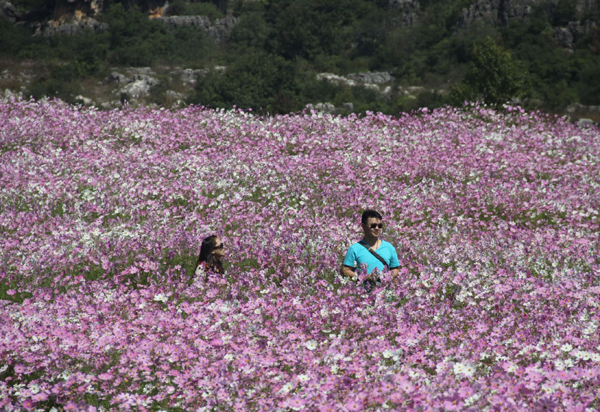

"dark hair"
[361,209,383,224]
[195,235,224,274]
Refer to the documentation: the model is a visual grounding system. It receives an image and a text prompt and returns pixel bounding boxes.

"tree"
[189,53,301,114]
[452,37,528,106]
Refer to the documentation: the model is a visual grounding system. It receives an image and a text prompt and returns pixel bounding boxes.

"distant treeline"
[2,0,600,114]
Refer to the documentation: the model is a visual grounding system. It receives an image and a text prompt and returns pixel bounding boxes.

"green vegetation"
[2,0,600,113]
[451,37,528,106]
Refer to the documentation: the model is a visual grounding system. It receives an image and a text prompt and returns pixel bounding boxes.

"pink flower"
[345,399,363,411]
[21,399,36,411]
[32,392,49,402]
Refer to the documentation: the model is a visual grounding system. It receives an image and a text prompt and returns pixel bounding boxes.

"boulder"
[577,118,595,127]
[342,102,354,111]
[2,88,20,98]
[308,102,335,113]
[166,90,184,101]
[174,68,207,84]
[0,0,20,23]
[75,95,93,105]
[130,74,160,86]
[109,72,128,84]
[120,76,159,98]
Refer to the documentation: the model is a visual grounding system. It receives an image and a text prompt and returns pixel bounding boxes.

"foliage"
[166,0,224,21]
[2,0,600,112]
[189,52,301,113]
[452,37,527,106]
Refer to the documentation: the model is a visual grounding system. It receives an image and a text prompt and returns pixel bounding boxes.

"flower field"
[1,98,599,411]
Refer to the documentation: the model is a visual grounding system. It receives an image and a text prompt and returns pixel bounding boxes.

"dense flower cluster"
[1,98,599,411]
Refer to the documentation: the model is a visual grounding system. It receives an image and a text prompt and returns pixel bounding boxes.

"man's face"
[362,217,383,238]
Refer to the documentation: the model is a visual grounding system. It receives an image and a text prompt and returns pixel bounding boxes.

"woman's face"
[212,237,225,259]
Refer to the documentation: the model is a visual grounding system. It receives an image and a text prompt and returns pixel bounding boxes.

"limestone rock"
[567,103,600,113]
[577,118,595,127]
[554,20,598,49]
[109,72,128,84]
[2,88,20,99]
[315,73,357,87]
[388,0,420,26]
[75,95,93,105]
[174,68,207,84]
[307,102,336,113]
[456,0,600,30]
[166,90,184,101]
[41,19,107,37]
[347,72,394,84]
[121,79,156,98]
[0,0,20,23]
[156,15,238,43]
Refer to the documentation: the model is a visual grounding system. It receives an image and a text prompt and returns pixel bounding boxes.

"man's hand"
[391,268,399,279]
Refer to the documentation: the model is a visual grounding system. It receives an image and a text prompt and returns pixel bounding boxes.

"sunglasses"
[214,243,224,250]
[368,223,383,229]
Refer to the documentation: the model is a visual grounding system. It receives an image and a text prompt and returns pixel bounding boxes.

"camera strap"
[358,240,388,268]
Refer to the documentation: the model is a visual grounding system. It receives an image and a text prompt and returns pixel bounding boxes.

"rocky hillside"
[1,0,599,119]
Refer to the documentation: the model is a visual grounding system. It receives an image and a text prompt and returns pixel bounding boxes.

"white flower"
[297,374,310,382]
[254,308,261,315]
[279,382,294,393]
[320,308,329,317]
[464,394,481,407]
[591,353,600,362]
[561,343,573,352]
[304,340,318,350]
[224,354,234,361]
[453,363,464,376]
[382,349,394,359]
[506,363,518,373]
[153,293,168,303]
[330,365,339,374]
[583,323,598,335]
[554,359,565,370]
[564,359,574,368]
[463,363,476,376]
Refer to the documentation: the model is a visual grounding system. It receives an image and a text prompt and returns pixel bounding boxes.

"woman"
[194,235,225,282]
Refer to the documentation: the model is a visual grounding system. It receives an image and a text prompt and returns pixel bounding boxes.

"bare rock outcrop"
[155,14,238,43]
[388,0,420,26]
[40,19,107,37]
[457,0,600,29]
[0,0,21,23]
[347,72,394,84]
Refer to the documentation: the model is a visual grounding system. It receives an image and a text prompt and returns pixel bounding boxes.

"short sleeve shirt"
[343,240,400,274]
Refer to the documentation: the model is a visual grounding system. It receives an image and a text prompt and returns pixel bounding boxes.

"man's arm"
[341,265,357,279]
[391,267,399,278]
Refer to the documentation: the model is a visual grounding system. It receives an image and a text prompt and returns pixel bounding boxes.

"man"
[341,209,400,280]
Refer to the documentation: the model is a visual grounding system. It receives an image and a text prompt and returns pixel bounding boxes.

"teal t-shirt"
[343,240,400,274]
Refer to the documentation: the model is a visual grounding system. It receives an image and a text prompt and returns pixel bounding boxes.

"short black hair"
[361,209,382,224]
